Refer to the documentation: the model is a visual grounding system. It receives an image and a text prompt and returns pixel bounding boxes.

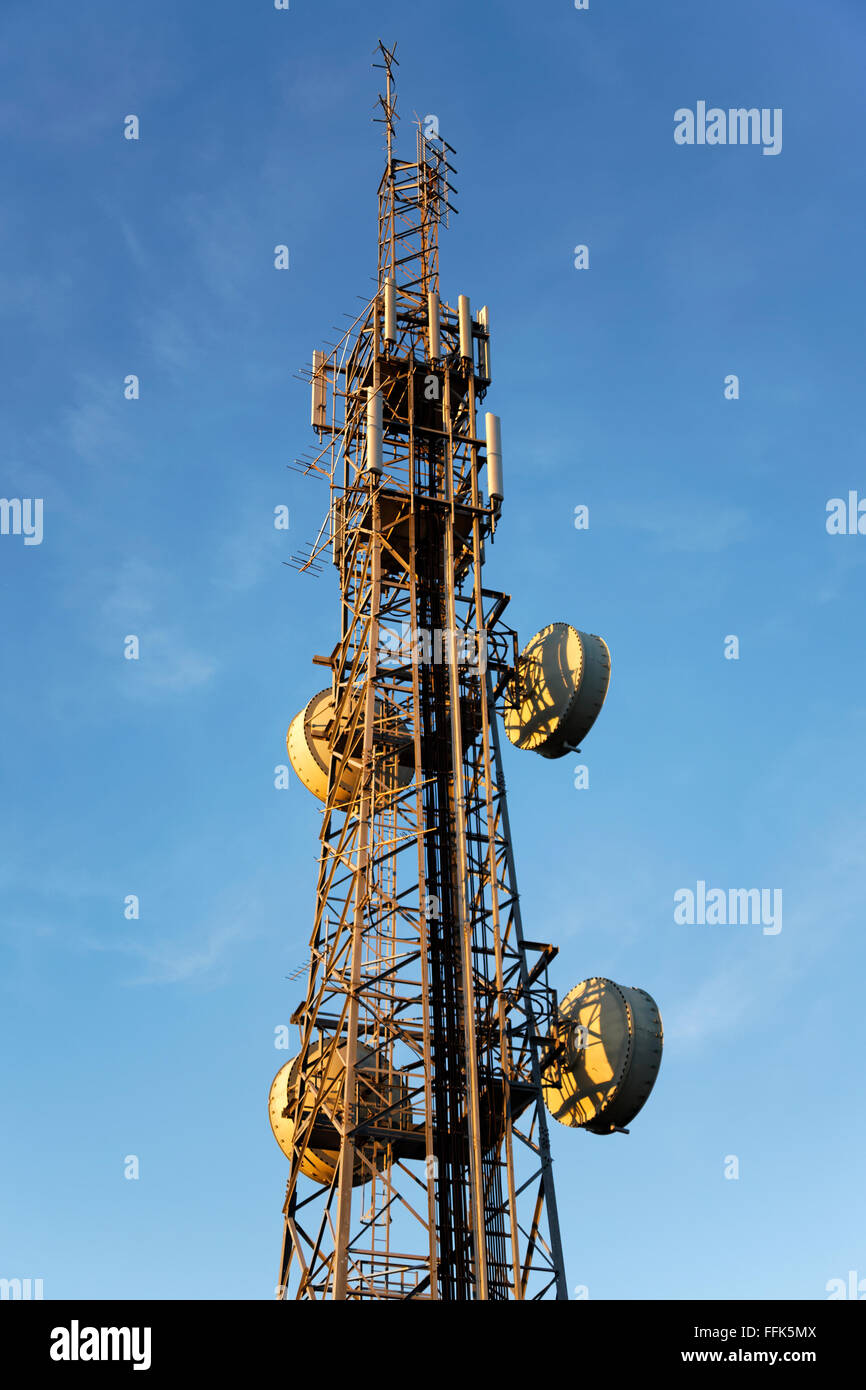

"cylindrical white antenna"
[485,412,503,505]
[366,387,383,475]
[311,350,327,429]
[384,276,397,345]
[427,291,441,360]
[458,294,473,363]
[478,306,491,381]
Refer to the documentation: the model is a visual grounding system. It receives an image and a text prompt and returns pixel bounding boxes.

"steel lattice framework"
[275,43,568,1301]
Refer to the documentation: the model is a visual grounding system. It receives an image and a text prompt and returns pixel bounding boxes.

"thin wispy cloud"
[122,629,217,696]
[610,497,751,553]
[118,920,251,987]
[63,371,136,468]
[667,817,866,1048]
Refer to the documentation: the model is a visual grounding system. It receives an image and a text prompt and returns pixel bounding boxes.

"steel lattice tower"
[272,42,571,1301]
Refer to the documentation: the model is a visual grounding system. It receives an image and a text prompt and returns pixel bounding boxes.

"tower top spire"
[373,39,399,165]
[372,39,456,296]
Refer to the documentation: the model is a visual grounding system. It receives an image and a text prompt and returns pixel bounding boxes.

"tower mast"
[272,42,581,1300]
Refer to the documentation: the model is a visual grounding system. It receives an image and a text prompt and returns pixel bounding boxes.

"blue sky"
[1,0,864,1299]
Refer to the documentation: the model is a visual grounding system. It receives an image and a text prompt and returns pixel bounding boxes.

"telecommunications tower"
[270,42,662,1301]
